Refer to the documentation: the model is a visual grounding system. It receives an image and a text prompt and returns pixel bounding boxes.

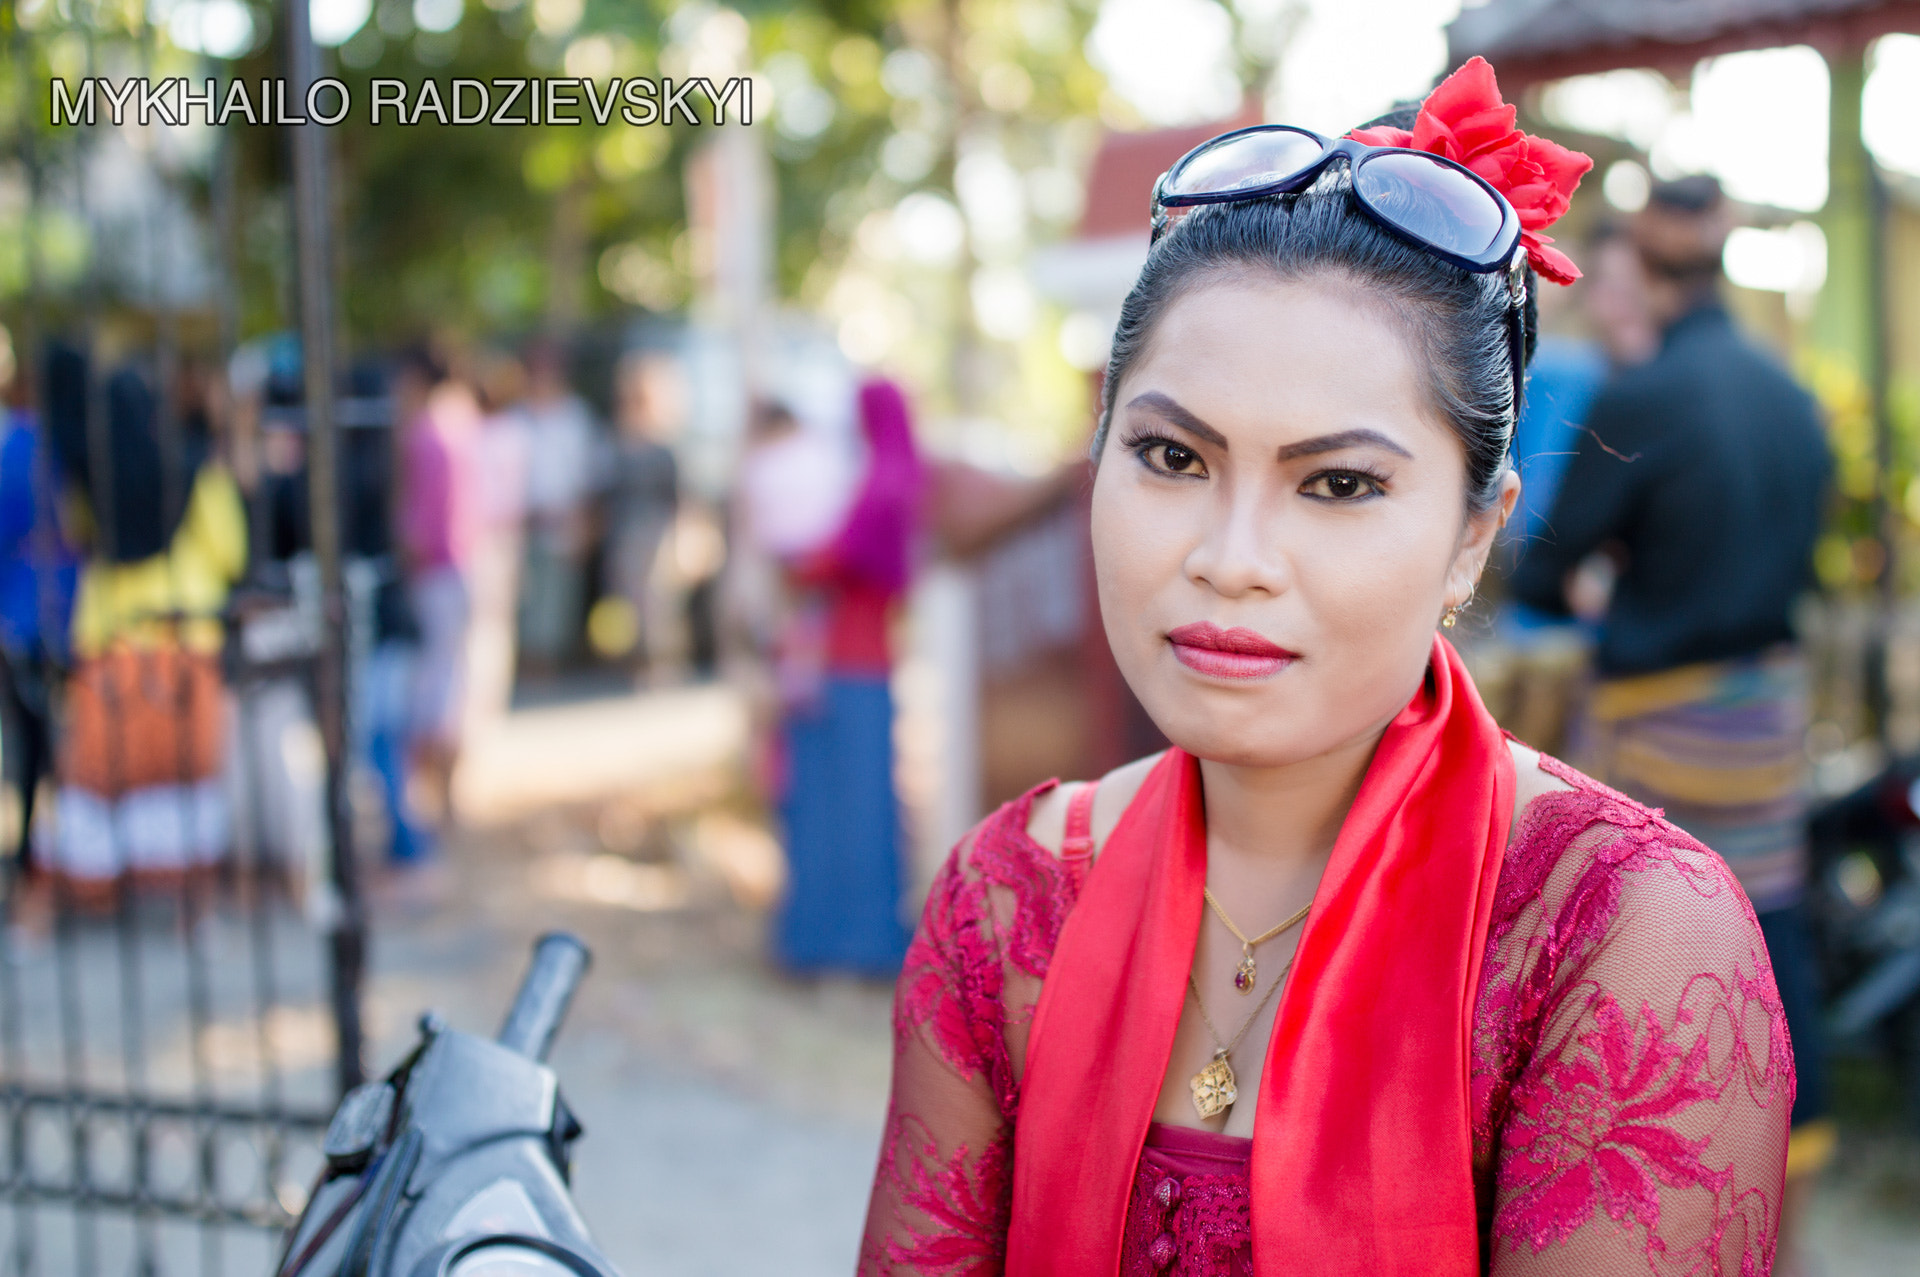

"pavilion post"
[1812,51,1898,742]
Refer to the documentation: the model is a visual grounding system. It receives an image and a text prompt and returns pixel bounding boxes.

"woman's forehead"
[1123,276,1445,454]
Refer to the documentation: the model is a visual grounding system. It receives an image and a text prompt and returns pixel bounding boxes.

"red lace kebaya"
[860,754,1793,1274]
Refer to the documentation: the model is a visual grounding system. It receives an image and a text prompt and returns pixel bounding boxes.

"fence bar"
[283,0,366,1095]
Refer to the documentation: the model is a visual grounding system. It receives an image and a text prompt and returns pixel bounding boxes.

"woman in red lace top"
[860,60,1792,1277]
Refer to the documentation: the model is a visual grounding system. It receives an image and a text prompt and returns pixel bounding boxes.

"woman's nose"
[1183,487,1289,598]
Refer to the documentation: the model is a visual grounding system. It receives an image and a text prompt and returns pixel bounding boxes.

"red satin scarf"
[1008,635,1513,1275]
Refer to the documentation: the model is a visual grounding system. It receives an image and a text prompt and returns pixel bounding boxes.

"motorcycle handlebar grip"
[497,933,592,1062]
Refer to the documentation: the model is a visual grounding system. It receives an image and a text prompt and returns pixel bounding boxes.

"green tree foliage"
[5,2,1109,349]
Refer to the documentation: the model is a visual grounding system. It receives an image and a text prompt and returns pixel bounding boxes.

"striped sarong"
[1574,647,1809,911]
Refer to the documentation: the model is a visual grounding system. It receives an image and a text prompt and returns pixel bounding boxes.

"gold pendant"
[1190,1048,1237,1119]
[1233,948,1257,994]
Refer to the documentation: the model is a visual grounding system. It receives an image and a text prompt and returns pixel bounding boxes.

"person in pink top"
[395,343,483,831]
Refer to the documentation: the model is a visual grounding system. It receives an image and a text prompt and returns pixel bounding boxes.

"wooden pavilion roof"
[1448,0,1920,87]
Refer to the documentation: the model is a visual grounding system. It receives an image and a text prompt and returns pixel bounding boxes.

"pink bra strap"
[1061,780,1099,864]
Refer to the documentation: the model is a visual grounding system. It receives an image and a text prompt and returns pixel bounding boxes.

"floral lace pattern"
[1120,1161,1253,1276]
[859,759,1793,1275]
[1115,1126,1256,1277]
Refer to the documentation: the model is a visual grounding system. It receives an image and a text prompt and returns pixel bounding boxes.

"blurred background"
[1,0,1919,1273]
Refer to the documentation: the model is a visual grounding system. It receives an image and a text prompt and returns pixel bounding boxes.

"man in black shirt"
[1511,181,1830,675]
[1511,175,1833,1269]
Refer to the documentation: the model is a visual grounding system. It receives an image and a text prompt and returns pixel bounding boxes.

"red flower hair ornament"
[1350,57,1592,285]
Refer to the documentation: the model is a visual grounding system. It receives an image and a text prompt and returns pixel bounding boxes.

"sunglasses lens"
[1354,152,1506,258]
[1165,129,1324,200]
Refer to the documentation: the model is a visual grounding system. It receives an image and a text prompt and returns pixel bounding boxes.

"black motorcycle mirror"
[275,932,622,1277]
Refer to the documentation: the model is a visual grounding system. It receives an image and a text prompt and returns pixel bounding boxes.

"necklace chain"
[1204,889,1311,994]
[1202,889,1311,948]
[1188,955,1292,1058]
[1185,932,1300,1121]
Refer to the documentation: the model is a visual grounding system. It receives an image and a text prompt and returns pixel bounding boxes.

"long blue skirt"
[775,673,910,975]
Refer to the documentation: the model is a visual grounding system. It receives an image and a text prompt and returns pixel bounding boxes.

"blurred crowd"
[0,325,829,923]
[0,317,1077,961]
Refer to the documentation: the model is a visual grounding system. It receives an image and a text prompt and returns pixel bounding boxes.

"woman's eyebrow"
[1125,391,1227,448]
[1275,428,1414,462]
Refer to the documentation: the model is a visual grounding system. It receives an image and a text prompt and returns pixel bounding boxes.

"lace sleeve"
[1487,813,1794,1276]
[859,833,1020,1276]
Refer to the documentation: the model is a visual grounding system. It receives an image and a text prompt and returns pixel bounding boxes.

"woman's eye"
[1141,441,1205,476]
[1302,470,1381,501]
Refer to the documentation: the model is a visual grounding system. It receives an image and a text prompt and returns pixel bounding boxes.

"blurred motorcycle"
[275,933,623,1277]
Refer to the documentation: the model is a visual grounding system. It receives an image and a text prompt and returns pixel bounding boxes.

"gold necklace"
[1186,957,1292,1120]
[1202,888,1310,994]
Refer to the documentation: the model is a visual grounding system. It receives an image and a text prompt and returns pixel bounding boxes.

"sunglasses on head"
[1151,124,1532,420]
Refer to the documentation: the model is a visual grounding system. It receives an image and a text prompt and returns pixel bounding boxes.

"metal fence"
[0,584,359,1276]
[0,6,371,1270]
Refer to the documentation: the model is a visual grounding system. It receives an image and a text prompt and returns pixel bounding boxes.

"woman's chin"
[1137,668,1405,771]
[1144,701,1332,770]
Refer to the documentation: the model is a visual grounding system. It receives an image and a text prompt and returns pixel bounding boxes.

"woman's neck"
[1196,723,1388,871]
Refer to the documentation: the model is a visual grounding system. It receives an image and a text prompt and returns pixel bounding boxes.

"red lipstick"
[1166,623,1298,680]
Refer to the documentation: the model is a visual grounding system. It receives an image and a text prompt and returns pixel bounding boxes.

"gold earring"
[1441,605,1460,629]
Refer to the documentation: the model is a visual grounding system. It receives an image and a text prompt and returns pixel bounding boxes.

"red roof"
[1076,101,1263,240]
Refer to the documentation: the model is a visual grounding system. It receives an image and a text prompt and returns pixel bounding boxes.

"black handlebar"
[496,933,591,1063]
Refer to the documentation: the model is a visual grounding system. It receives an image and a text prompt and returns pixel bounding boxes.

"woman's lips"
[1166,623,1299,680]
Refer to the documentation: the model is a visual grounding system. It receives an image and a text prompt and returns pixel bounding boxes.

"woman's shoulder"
[909,770,1140,991]
[1023,751,1165,863]
[1510,744,1705,853]
[920,754,1167,949]
[1507,737,1575,820]
[1500,744,1762,947]
[934,751,1165,891]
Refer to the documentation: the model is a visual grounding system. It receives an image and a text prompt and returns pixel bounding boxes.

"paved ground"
[362,684,894,1276]
[1800,1140,1920,1277]
[365,862,895,1277]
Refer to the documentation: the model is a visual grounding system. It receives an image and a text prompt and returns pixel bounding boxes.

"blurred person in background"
[248,335,318,569]
[394,343,483,840]
[233,344,418,888]
[729,398,843,802]
[466,350,531,734]
[294,356,436,874]
[515,340,597,680]
[42,345,246,907]
[597,350,681,682]
[1585,218,1663,370]
[1509,173,1833,1272]
[0,334,77,916]
[773,379,922,977]
[1501,219,1658,582]
[1483,220,1660,753]
[731,396,855,691]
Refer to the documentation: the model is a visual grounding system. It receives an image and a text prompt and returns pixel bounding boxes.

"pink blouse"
[859,754,1794,1275]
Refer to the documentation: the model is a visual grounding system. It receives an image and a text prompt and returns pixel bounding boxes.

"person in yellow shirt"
[41,352,247,904]
[69,459,247,659]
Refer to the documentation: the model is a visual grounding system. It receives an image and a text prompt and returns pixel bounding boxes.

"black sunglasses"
[1151,125,1532,422]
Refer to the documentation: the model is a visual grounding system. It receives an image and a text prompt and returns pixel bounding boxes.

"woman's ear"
[1445,469,1521,606]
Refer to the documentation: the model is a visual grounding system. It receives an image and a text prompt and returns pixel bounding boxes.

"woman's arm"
[1488,828,1793,1276]
[860,768,1149,1273]
[859,840,1019,1276]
